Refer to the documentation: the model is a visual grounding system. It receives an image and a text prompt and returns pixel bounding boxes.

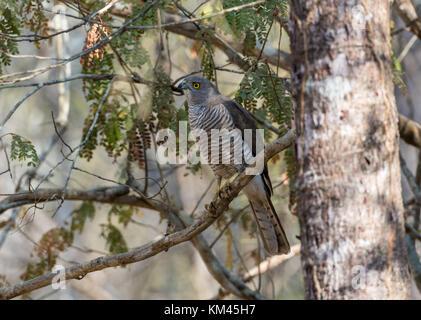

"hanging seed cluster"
[127,120,153,169]
[80,18,112,67]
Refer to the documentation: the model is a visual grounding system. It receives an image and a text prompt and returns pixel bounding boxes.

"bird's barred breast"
[188,104,254,179]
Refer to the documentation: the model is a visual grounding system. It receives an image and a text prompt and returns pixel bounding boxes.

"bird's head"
[177,75,219,105]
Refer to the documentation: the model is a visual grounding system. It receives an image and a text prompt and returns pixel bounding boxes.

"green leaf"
[108,205,133,227]
[10,134,39,167]
[70,202,96,234]
[100,223,128,254]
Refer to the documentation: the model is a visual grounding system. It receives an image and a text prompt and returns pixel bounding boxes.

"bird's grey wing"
[222,99,273,196]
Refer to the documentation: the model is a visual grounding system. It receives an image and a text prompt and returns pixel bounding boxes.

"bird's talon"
[205,203,216,212]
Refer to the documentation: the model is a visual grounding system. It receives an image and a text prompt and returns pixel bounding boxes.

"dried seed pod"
[127,120,153,169]
[80,19,112,67]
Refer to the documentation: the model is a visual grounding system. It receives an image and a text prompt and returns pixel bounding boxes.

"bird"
[178,75,290,255]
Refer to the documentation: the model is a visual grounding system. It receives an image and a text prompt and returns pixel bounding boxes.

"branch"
[53,77,115,216]
[0,129,296,300]
[163,13,292,71]
[140,1,267,30]
[406,234,421,292]
[0,74,150,128]
[399,114,421,149]
[0,186,159,214]
[0,0,121,43]
[405,222,421,241]
[0,208,19,249]
[54,5,71,128]
[110,7,292,70]
[241,244,301,282]
[394,0,421,41]
[211,244,301,299]
[0,2,155,89]
[175,212,265,300]
[400,155,421,204]
[0,119,69,247]
[0,73,152,89]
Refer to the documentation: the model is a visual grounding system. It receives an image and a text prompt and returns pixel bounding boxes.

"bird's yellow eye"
[192,82,200,89]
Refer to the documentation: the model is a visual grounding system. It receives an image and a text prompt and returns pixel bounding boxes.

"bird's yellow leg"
[206,175,237,213]
[205,177,223,213]
[217,175,237,199]
[217,176,222,192]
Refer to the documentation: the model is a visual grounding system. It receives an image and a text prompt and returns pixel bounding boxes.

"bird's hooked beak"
[177,81,187,90]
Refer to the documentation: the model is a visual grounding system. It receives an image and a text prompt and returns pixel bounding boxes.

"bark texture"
[290,0,410,299]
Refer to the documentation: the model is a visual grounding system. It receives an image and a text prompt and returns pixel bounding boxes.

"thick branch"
[165,13,291,70]
[0,129,296,300]
[0,186,156,214]
[399,114,421,149]
[394,0,421,40]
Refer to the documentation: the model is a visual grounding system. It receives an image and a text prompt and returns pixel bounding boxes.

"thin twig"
[189,178,216,217]
[52,78,116,216]
[51,112,72,152]
[0,138,12,180]
[400,155,421,204]
[398,34,417,62]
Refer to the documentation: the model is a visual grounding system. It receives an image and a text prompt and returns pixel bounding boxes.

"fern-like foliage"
[392,53,407,93]
[0,6,20,74]
[222,0,289,55]
[100,223,128,254]
[235,62,292,133]
[234,60,295,211]
[151,67,177,130]
[108,205,133,227]
[19,0,49,39]
[100,100,130,159]
[70,202,96,234]
[110,2,155,69]
[196,30,216,81]
[10,134,39,167]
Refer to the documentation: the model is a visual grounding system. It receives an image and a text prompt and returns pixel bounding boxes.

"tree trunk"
[289,0,411,299]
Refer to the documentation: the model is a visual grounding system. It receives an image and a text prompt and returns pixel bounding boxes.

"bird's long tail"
[243,175,290,255]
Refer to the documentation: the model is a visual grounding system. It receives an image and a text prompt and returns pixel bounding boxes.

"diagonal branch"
[399,114,421,149]
[173,211,265,300]
[406,234,421,291]
[211,244,301,299]
[0,129,296,300]
[110,7,292,70]
[163,13,292,70]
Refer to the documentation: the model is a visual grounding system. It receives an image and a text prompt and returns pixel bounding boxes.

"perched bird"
[178,76,290,255]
